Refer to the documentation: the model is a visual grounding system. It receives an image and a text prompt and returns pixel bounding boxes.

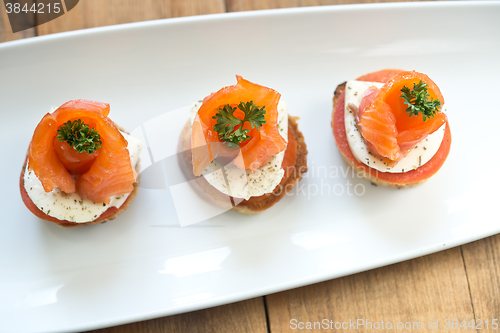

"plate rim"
[0,1,496,50]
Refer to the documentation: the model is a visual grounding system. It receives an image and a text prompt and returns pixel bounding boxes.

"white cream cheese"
[344,80,446,173]
[24,131,142,223]
[190,101,288,200]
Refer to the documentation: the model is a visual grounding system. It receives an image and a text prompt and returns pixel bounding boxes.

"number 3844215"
[5,2,62,14]
[444,319,499,330]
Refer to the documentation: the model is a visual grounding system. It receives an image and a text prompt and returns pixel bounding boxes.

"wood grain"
[226,0,447,12]
[87,297,268,333]
[462,235,500,331]
[0,0,36,42]
[266,247,475,332]
[36,0,226,35]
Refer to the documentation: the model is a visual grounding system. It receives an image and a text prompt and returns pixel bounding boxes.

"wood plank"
[36,0,226,36]
[266,247,474,332]
[226,0,444,12]
[0,1,36,42]
[462,234,500,330]
[86,297,268,333]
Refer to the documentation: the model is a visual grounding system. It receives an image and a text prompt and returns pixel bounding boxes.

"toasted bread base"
[332,83,426,189]
[179,116,308,214]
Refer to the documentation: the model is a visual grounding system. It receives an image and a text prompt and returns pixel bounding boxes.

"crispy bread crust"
[332,83,426,189]
[179,116,308,214]
[20,125,140,227]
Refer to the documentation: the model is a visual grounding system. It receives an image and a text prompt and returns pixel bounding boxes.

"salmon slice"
[357,71,447,161]
[53,136,100,175]
[28,100,136,204]
[356,69,404,83]
[192,76,287,176]
[356,86,379,121]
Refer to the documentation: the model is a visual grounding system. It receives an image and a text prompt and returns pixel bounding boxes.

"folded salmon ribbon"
[191,76,287,176]
[28,100,137,204]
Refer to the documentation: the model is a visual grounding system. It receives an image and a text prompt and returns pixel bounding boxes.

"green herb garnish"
[56,119,102,154]
[400,80,442,121]
[212,101,266,149]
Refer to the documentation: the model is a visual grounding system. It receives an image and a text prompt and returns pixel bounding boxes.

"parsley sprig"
[212,101,267,149]
[400,81,442,121]
[56,119,102,154]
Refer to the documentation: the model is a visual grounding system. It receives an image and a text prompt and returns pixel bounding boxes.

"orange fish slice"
[356,69,404,83]
[191,76,287,176]
[358,71,447,161]
[28,100,136,204]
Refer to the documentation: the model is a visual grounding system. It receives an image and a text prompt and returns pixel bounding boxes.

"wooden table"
[2,1,498,332]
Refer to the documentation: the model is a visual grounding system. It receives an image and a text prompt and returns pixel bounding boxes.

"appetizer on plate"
[179,76,307,214]
[332,69,451,188]
[20,100,142,227]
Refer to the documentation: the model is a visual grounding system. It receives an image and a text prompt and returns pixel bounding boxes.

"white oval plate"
[1,2,499,332]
